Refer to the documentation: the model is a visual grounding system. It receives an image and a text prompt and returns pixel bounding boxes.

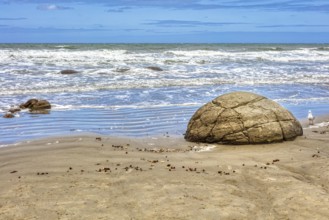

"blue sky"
[0,0,329,43]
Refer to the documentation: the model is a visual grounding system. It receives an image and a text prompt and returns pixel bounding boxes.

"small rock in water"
[19,99,38,109]
[30,100,51,110]
[146,66,163,71]
[115,67,130,73]
[60,69,79,74]
[3,113,15,118]
[20,99,51,110]
[8,108,21,113]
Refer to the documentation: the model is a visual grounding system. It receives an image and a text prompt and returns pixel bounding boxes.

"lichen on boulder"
[185,91,303,144]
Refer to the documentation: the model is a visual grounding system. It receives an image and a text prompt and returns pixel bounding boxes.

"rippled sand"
[0,125,329,219]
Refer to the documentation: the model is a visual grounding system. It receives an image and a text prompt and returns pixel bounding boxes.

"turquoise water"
[1,44,329,144]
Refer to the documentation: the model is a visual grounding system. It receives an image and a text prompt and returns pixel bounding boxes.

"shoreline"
[2,42,329,147]
[2,111,328,148]
[1,117,329,219]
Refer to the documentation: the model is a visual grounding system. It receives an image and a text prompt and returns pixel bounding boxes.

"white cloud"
[37,4,72,11]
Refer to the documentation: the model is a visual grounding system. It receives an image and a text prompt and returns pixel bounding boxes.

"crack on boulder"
[272,110,285,141]
[231,97,265,109]
[231,108,250,144]
[212,95,265,109]
[211,100,226,109]
[208,109,225,143]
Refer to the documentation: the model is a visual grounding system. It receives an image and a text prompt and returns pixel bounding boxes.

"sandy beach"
[0,119,329,220]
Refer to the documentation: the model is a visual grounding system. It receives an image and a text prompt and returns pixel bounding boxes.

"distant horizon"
[1,41,329,45]
[1,32,329,44]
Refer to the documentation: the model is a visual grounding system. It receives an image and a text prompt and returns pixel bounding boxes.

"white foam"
[51,102,201,111]
[0,143,19,148]
[274,97,329,104]
[192,145,216,152]
[1,46,329,94]
[308,121,329,129]
[1,45,329,116]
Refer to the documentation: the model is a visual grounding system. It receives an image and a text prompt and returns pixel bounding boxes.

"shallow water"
[1,44,329,144]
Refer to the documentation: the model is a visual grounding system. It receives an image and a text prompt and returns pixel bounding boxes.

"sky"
[0,0,329,43]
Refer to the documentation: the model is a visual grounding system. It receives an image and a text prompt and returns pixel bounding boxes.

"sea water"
[0,44,329,144]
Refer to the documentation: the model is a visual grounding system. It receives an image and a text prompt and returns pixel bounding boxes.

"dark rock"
[3,113,15,118]
[185,91,303,145]
[19,99,38,109]
[20,99,51,110]
[8,108,21,113]
[115,67,130,73]
[60,69,79,74]
[30,100,51,110]
[146,66,163,71]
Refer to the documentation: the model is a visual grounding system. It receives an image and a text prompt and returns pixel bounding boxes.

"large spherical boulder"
[185,91,303,144]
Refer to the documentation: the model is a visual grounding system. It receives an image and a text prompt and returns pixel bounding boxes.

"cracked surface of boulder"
[185,91,303,144]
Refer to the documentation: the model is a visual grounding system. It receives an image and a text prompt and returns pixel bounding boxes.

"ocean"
[1,43,329,145]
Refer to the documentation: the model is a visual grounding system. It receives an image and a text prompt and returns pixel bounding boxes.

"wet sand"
[1,124,329,219]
